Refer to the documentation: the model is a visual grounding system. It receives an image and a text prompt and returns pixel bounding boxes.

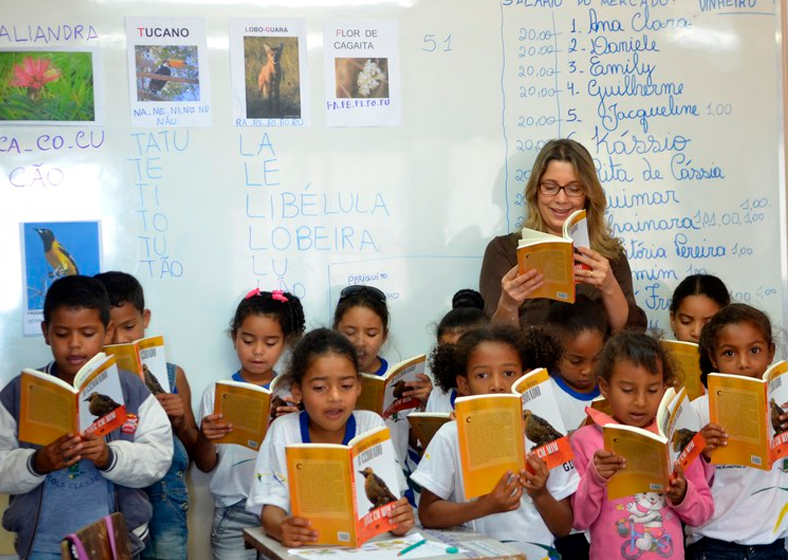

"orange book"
[18,353,127,446]
[104,335,171,394]
[662,340,704,400]
[212,380,273,451]
[355,354,426,419]
[286,426,401,546]
[516,209,588,303]
[708,361,788,469]
[604,387,705,499]
[455,394,526,499]
[512,368,574,470]
[407,412,451,449]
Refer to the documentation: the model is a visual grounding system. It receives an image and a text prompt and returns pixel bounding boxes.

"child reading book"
[0,276,172,559]
[95,271,199,560]
[194,289,305,560]
[545,296,609,431]
[247,328,414,547]
[570,331,713,560]
[425,289,489,413]
[411,324,577,560]
[688,304,788,559]
[669,274,730,344]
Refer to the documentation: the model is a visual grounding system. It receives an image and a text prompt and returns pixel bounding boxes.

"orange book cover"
[105,335,171,394]
[407,412,451,449]
[662,340,704,401]
[18,353,127,446]
[286,426,401,546]
[212,380,272,451]
[512,368,574,470]
[455,394,526,499]
[356,355,426,418]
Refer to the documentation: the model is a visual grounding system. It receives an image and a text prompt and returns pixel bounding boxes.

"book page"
[287,446,356,546]
[456,396,525,499]
[663,341,704,401]
[103,343,142,375]
[661,388,704,469]
[18,372,78,445]
[709,374,768,469]
[604,426,669,500]
[381,355,425,420]
[564,210,589,249]
[351,428,399,545]
[214,383,270,450]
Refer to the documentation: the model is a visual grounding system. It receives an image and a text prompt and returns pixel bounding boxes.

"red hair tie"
[244,288,261,300]
[272,290,288,303]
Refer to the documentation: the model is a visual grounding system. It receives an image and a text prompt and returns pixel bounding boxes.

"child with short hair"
[425,289,489,413]
[570,332,713,560]
[0,275,173,559]
[412,324,577,559]
[669,274,730,344]
[247,328,414,546]
[194,289,305,560]
[333,285,431,469]
[545,296,609,431]
[689,304,788,559]
[95,271,199,560]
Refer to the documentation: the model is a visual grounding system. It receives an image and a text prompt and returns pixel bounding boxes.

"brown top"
[479,232,647,330]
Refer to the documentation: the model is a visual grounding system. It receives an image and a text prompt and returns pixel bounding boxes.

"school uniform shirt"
[549,375,600,432]
[410,421,579,560]
[424,387,457,414]
[686,394,788,545]
[570,408,714,560]
[246,410,407,516]
[199,372,288,508]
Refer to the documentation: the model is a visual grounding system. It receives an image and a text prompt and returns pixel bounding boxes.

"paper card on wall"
[228,18,309,127]
[125,17,211,127]
[21,221,102,336]
[0,48,104,125]
[324,20,400,127]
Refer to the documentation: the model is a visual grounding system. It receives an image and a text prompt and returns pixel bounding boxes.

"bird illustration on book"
[34,228,79,278]
[523,409,564,448]
[392,380,408,399]
[84,392,122,418]
[671,428,697,453]
[359,467,397,510]
[142,364,165,395]
[771,399,788,435]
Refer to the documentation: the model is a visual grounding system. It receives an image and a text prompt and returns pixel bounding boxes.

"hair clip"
[272,290,289,303]
[245,288,261,300]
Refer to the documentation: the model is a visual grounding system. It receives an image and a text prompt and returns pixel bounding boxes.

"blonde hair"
[523,139,622,260]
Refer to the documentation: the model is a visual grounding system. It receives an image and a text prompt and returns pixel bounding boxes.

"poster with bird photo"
[228,18,309,126]
[125,17,211,127]
[21,221,101,336]
[0,48,103,125]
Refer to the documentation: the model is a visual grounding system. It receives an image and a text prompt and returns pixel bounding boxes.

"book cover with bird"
[19,353,127,446]
[21,221,101,336]
[285,426,401,546]
[104,335,171,394]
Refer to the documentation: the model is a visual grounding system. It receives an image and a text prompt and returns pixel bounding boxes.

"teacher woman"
[480,138,646,332]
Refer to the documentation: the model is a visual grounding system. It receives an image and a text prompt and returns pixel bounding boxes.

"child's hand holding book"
[280,515,318,548]
[698,423,727,461]
[200,413,233,441]
[34,432,83,473]
[666,463,687,506]
[481,470,523,515]
[522,454,550,498]
[387,497,415,536]
[593,449,626,480]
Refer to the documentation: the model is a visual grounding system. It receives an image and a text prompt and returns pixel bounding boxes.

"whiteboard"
[0,0,786,557]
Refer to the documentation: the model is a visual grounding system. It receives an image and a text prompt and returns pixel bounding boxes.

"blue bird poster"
[21,221,102,336]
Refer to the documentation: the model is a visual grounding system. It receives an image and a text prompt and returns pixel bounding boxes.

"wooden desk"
[243,527,526,560]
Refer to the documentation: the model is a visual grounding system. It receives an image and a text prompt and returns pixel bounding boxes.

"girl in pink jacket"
[570,332,714,560]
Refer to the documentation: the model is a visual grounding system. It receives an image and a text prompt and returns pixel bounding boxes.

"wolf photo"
[244,36,301,119]
[134,45,199,102]
[0,50,95,122]
[335,58,389,99]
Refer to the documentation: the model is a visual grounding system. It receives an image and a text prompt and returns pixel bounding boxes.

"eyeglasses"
[339,285,386,302]
[538,182,585,197]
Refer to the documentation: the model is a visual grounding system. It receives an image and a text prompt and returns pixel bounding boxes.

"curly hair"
[230,289,306,343]
[430,324,562,393]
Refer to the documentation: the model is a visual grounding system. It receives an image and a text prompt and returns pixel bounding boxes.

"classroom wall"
[0,1,786,559]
